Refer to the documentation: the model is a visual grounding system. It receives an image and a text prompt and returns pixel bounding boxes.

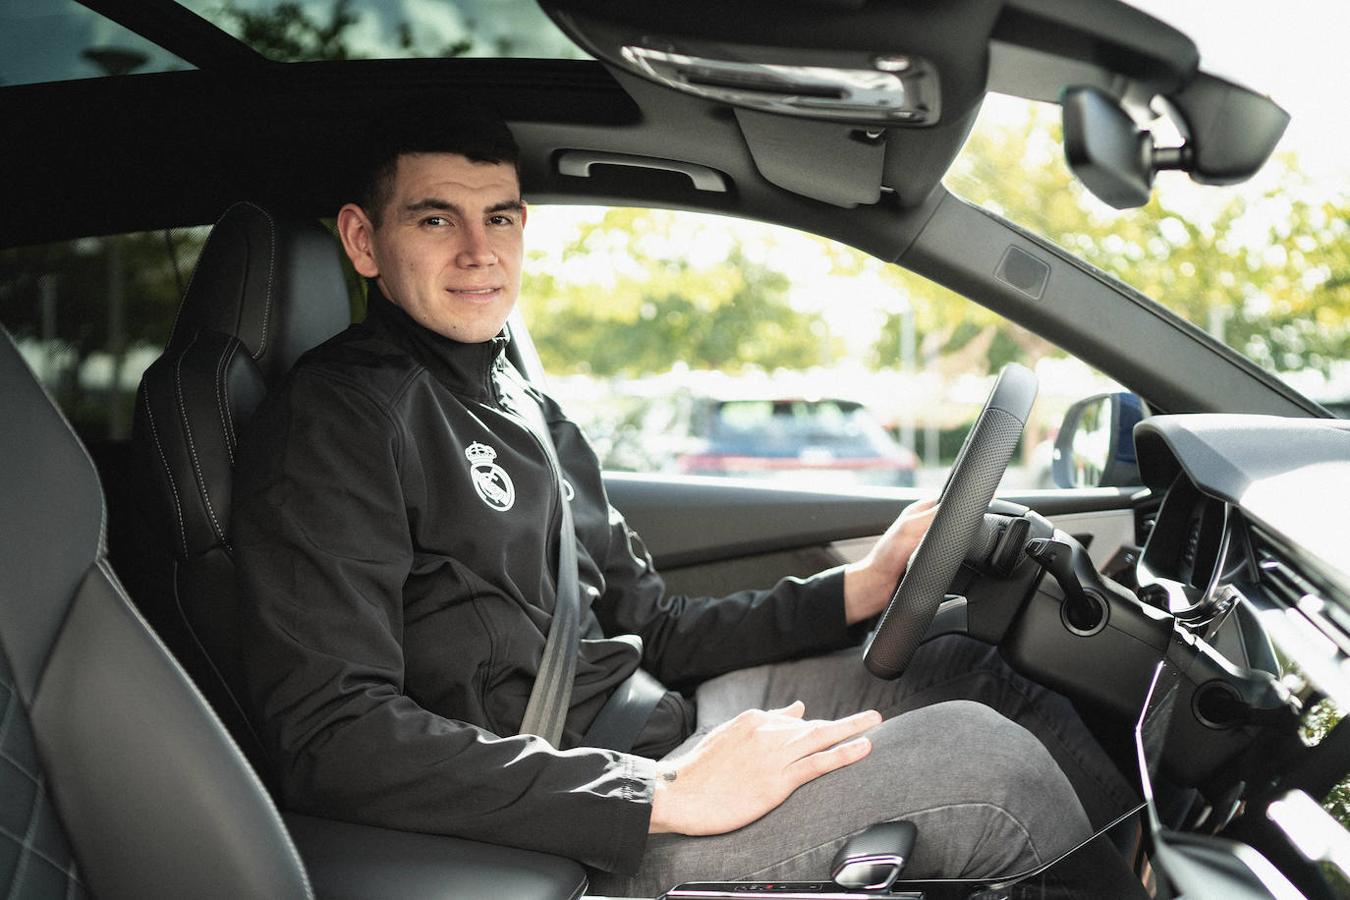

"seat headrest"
[0,327,104,701]
[166,202,351,384]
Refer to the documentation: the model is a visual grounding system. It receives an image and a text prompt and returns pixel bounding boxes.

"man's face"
[339,152,526,343]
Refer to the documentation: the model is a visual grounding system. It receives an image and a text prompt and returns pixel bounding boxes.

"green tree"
[522,208,831,376]
[936,107,1350,375]
[223,0,363,61]
[216,0,509,61]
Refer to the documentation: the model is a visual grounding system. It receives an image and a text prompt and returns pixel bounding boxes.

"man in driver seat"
[233,107,1138,897]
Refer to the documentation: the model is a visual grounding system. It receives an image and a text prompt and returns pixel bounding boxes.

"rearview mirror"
[1052,392,1145,488]
[1062,87,1154,209]
[1063,79,1289,209]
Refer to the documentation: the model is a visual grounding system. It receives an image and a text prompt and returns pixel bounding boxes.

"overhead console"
[538,0,1286,210]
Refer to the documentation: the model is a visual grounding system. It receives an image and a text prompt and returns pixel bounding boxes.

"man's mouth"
[450,287,502,301]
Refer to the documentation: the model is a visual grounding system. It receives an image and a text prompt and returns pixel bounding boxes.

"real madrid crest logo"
[465,442,515,511]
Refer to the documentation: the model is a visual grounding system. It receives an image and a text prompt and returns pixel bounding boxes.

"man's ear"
[520,200,528,230]
[337,203,380,278]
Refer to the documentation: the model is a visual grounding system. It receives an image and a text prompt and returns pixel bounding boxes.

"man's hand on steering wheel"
[863,364,1039,680]
[843,498,939,626]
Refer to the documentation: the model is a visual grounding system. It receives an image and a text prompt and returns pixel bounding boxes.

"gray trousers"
[589,635,1138,898]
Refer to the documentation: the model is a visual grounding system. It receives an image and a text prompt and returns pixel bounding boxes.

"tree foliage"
[223,0,364,61]
[522,209,832,376]
[862,108,1349,376]
[918,107,1350,375]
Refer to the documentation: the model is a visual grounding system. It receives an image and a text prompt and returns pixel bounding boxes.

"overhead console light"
[619,46,940,125]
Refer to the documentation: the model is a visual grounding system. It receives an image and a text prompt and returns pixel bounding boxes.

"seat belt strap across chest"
[513,380,666,752]
[517,398,581,748]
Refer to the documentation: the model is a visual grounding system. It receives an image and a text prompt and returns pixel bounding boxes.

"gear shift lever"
[831,820,918,890]
[661,821,921,897]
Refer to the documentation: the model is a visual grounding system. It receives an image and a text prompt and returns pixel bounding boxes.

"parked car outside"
[671,395,918,487]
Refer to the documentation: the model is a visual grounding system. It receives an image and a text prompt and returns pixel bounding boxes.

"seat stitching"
[174,333,226,545]
[166,203,237,350]
[216,340,237,468]
[95,558,316,900]
[0,821,81,886]
[0,749,40,785]
[140,380,189,557]
[223,339,242,450]
[169,568,262,748]
[7,774,47,900]
[248,202,277,362]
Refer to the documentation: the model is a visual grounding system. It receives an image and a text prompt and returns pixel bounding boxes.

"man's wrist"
[648,763,679,834]
[843,561,883,626]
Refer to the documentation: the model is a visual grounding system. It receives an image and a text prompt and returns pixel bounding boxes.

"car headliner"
[7,0,1197,248]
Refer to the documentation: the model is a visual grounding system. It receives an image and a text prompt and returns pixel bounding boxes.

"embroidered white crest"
[465,442,515,511]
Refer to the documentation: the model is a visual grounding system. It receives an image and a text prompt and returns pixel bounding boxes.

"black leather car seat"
[129,201,351,779]
[124,202,590,900]
[0,324,314,899]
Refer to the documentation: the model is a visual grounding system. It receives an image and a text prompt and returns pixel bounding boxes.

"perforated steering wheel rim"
[863,363,1038,680]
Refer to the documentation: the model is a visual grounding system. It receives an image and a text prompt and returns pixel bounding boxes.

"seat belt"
[517,398,581,748]
[583,654,667,752]
[513,383,666,752]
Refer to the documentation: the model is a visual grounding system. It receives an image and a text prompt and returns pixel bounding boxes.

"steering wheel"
[863,363,1039,680]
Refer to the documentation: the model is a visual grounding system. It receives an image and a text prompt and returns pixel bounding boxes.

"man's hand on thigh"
[649,700,881,836]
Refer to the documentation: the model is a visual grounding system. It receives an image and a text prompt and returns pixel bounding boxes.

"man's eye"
[489,214,516,226]
[422,216,451,227]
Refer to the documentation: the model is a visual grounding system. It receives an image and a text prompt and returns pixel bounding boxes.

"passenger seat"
[0,323,313,898]
[128,201,351,780]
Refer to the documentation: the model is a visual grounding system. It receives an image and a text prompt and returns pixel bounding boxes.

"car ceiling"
[3,0,1200,250]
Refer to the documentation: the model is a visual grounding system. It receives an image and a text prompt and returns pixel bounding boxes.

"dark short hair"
[357,103,520,227]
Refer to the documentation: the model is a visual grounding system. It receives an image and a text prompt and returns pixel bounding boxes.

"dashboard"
[1128,414,1350,898]
[1134,414,1350,684]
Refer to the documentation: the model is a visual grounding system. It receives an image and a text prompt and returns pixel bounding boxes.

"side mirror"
[1052,392,1145,488]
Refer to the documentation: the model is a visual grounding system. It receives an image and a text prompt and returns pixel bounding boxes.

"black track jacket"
[232,289,858,873]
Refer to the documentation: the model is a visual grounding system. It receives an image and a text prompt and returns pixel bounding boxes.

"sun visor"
[735,110,884,208]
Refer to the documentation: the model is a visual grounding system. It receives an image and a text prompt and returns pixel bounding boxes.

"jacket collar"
[364,281,509,402]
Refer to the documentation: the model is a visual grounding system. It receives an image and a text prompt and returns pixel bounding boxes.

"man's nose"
[457,224,497,267]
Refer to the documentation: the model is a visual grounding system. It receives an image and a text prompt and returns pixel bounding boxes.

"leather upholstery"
[131,202,349,776]
[1,647,89,899]
[0,326,313,899]
[126,203,591,898]
[164,201,353,385]
[283,814,590,900]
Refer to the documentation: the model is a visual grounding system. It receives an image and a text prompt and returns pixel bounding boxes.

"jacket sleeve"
[590,509,864,687]
[234,368,655,874]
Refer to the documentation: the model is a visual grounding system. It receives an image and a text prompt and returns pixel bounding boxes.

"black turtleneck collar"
[364,281,510,402]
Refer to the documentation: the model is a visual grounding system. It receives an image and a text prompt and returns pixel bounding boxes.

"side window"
[0,226,211,442]
[518,207,1130,491]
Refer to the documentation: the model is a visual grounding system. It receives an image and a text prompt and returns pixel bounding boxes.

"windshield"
[946,0,1350,414]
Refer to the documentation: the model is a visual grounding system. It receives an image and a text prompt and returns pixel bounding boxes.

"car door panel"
[604,472,1141,594]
